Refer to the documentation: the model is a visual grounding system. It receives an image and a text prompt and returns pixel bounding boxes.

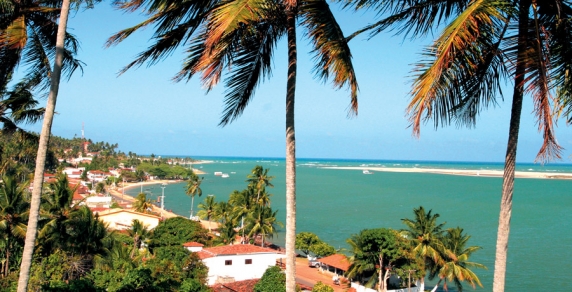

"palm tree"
[133,193,153,213]
[61,206,109,280]
[229,189,255,240]
[197,195,217,232]
[343,1,572,290]
[0,78,45,134]
[185,173,203,218]
[214,201,233,225]
[13,0,97,287]
[246,166,274,203]
[107,0,358,290]
[0,0,83,89]
[37,173,77,255]
[245,205,283,247]
[0,173,29,278]
[430,228,486,292]
[127,219,150,258]
[401,206,446,292]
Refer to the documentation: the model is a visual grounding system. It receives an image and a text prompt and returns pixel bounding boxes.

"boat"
[221,173,230,178]
[214,172,223,176]
[363,170,373,174]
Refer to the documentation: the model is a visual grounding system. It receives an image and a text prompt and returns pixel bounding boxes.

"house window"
[225,260,232,266]
[245,259,252,265]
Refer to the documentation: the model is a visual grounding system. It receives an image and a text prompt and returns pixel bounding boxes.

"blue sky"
[21,3,572,163]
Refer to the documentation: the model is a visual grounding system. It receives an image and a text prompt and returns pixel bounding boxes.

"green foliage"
[310,242,335,258]
[346,228,415,289]
[41,279,101,292]
[179,278,207,292]
[312,281,334,292]
[148,217,209,251]
[295,232,334,257]
[254,266,286,292]
[0,173,29,277]
[116,268,160,292]
[137,162,193,180]
[295,232,321,256]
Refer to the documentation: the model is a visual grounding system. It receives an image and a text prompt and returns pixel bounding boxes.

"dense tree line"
[193,166,283,247]
[0,173,211,291]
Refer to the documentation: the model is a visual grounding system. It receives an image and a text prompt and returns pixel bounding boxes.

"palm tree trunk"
[493,1,529,291]
[17,0,71,290]
[190,195,195,218]
[285,7,298,292]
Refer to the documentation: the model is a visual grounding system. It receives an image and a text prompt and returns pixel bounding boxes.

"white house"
[96,209,161,230]
[192,244,285,285]
[87,170,110,182]
[85,196,112,208]
[183,242,204,253]
[63,167,84,179]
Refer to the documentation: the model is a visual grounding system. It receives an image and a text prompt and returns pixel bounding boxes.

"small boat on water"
[363,170,373,174]
[214,172,223,176]
[221,173,230,178]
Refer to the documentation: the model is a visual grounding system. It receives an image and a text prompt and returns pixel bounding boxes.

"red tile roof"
[211,279,259,292]
[90,207,110,213]
[197,244,283,260]
[183,242,204,247]
[318,254,351,271]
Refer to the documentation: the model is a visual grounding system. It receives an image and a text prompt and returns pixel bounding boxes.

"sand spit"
[322,166,572,180]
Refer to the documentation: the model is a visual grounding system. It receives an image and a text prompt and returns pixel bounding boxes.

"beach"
[144,157,572,291]
[321,166,572,179]
[108,179,219,229]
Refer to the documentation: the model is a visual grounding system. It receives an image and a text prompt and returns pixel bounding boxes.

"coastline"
[108,179,219,229]
[322,166,572,179]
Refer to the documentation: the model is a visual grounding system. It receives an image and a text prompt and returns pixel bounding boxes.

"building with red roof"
[210,279,259,292]
[188,244,285,285]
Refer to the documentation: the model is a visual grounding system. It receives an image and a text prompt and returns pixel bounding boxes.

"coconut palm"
[133,193,153,213]
[246,166,274,203]
[430,227,486,292]
[59,206,109,280]
[0,78,46,175]
[127,219,150,258]
[37,173,77,256]
[343,1,572,290]
[213,201,233,224]
[107,0,358,289]
[185,173,203,218]
[229,189,255,240]
[401,206,446,291]
[14,0,99,287]
[0,173,29,278]
[0,0,83,89]
[0,78,45,134]
[245,205,283,247]
[197,195,217,232]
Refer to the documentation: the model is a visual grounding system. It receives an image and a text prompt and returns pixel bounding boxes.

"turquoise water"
[126,157,572,291]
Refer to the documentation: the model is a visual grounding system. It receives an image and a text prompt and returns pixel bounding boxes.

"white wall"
[98,211,159,230]
[203,253,283,285]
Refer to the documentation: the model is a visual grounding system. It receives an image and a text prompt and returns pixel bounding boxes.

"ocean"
[126,157,572,291]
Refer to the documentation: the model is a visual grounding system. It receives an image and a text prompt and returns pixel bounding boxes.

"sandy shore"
[322,166,572,180]
[108,180,219,229]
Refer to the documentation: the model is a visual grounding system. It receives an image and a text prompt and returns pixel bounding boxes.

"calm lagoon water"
[126,157,572,291]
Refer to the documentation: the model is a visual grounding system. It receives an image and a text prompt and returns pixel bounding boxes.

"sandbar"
[321,166,572,180]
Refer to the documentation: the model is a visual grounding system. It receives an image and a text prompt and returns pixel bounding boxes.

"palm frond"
[343,0,469,40]
[301,0,358,116]
[220,21,284,125]
[407,0,507,135]
[525,4,561,162]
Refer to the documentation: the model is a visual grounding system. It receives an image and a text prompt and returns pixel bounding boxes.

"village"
[35,145,372,292]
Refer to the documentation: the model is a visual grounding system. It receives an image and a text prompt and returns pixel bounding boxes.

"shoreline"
[108,180,219,229]
[322,166,572,180]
